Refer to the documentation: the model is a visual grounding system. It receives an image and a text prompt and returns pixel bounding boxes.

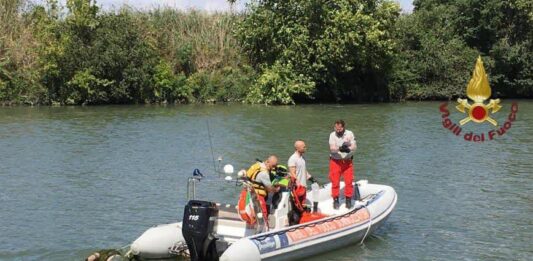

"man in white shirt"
[288,140,313,188]
[328,119,356,209]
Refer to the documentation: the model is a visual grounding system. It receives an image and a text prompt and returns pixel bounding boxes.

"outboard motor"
[182,200,219,261]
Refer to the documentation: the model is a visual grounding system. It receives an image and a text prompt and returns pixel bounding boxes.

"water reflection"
[0,101,531,260]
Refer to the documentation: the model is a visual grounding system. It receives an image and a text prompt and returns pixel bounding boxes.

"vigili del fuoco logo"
[440,57,518,142]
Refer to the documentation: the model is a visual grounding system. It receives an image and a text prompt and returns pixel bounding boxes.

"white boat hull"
[129,181,397,260]
[221,182,397,261]
[130,222,184,259]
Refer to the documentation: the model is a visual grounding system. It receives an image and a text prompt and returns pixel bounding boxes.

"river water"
[0,102,531,260]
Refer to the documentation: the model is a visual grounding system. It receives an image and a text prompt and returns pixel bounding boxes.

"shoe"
[333,197,339,209]
[345,197,352,209]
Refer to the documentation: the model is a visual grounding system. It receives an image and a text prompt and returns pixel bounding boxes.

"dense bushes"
[1,0,252,105]
[237,0,400,104]
[389,6,479,100]
[391,0,533,100]
[0,0,531,105]
[40,6,161,104]
[0,0,45,104]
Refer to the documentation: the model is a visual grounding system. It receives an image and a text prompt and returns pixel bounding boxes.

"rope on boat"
[360,204,373,245]
[124,249,133,259]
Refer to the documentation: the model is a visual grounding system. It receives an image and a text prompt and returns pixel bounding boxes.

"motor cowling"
[182,200,219,261]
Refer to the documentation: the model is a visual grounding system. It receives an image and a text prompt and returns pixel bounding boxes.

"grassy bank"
[0,0,531,105]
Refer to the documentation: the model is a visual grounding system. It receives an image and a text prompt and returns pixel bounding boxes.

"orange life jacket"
[292,184,307,213]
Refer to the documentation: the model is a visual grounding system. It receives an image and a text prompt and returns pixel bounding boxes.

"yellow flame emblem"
[456,56,501,126]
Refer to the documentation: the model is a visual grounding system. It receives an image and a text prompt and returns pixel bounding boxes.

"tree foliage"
[0,0,531,105]
[393,0,533,99]
[1,0,253,105]
[237,0,400,104]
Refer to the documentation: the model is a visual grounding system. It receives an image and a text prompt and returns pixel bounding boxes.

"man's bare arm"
[349,135,357,151]
[289,166,297,179]
[266,185,280,193]
[330,142,338,152]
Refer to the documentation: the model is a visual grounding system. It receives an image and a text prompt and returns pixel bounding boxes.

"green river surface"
[0,101,531,260]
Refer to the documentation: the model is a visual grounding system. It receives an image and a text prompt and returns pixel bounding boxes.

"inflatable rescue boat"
[127,178,397,261]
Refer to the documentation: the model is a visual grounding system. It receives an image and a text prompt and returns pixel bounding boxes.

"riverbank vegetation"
[0,0,531,105]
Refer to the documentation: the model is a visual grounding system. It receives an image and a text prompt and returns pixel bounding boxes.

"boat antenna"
[206,119,218,176]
